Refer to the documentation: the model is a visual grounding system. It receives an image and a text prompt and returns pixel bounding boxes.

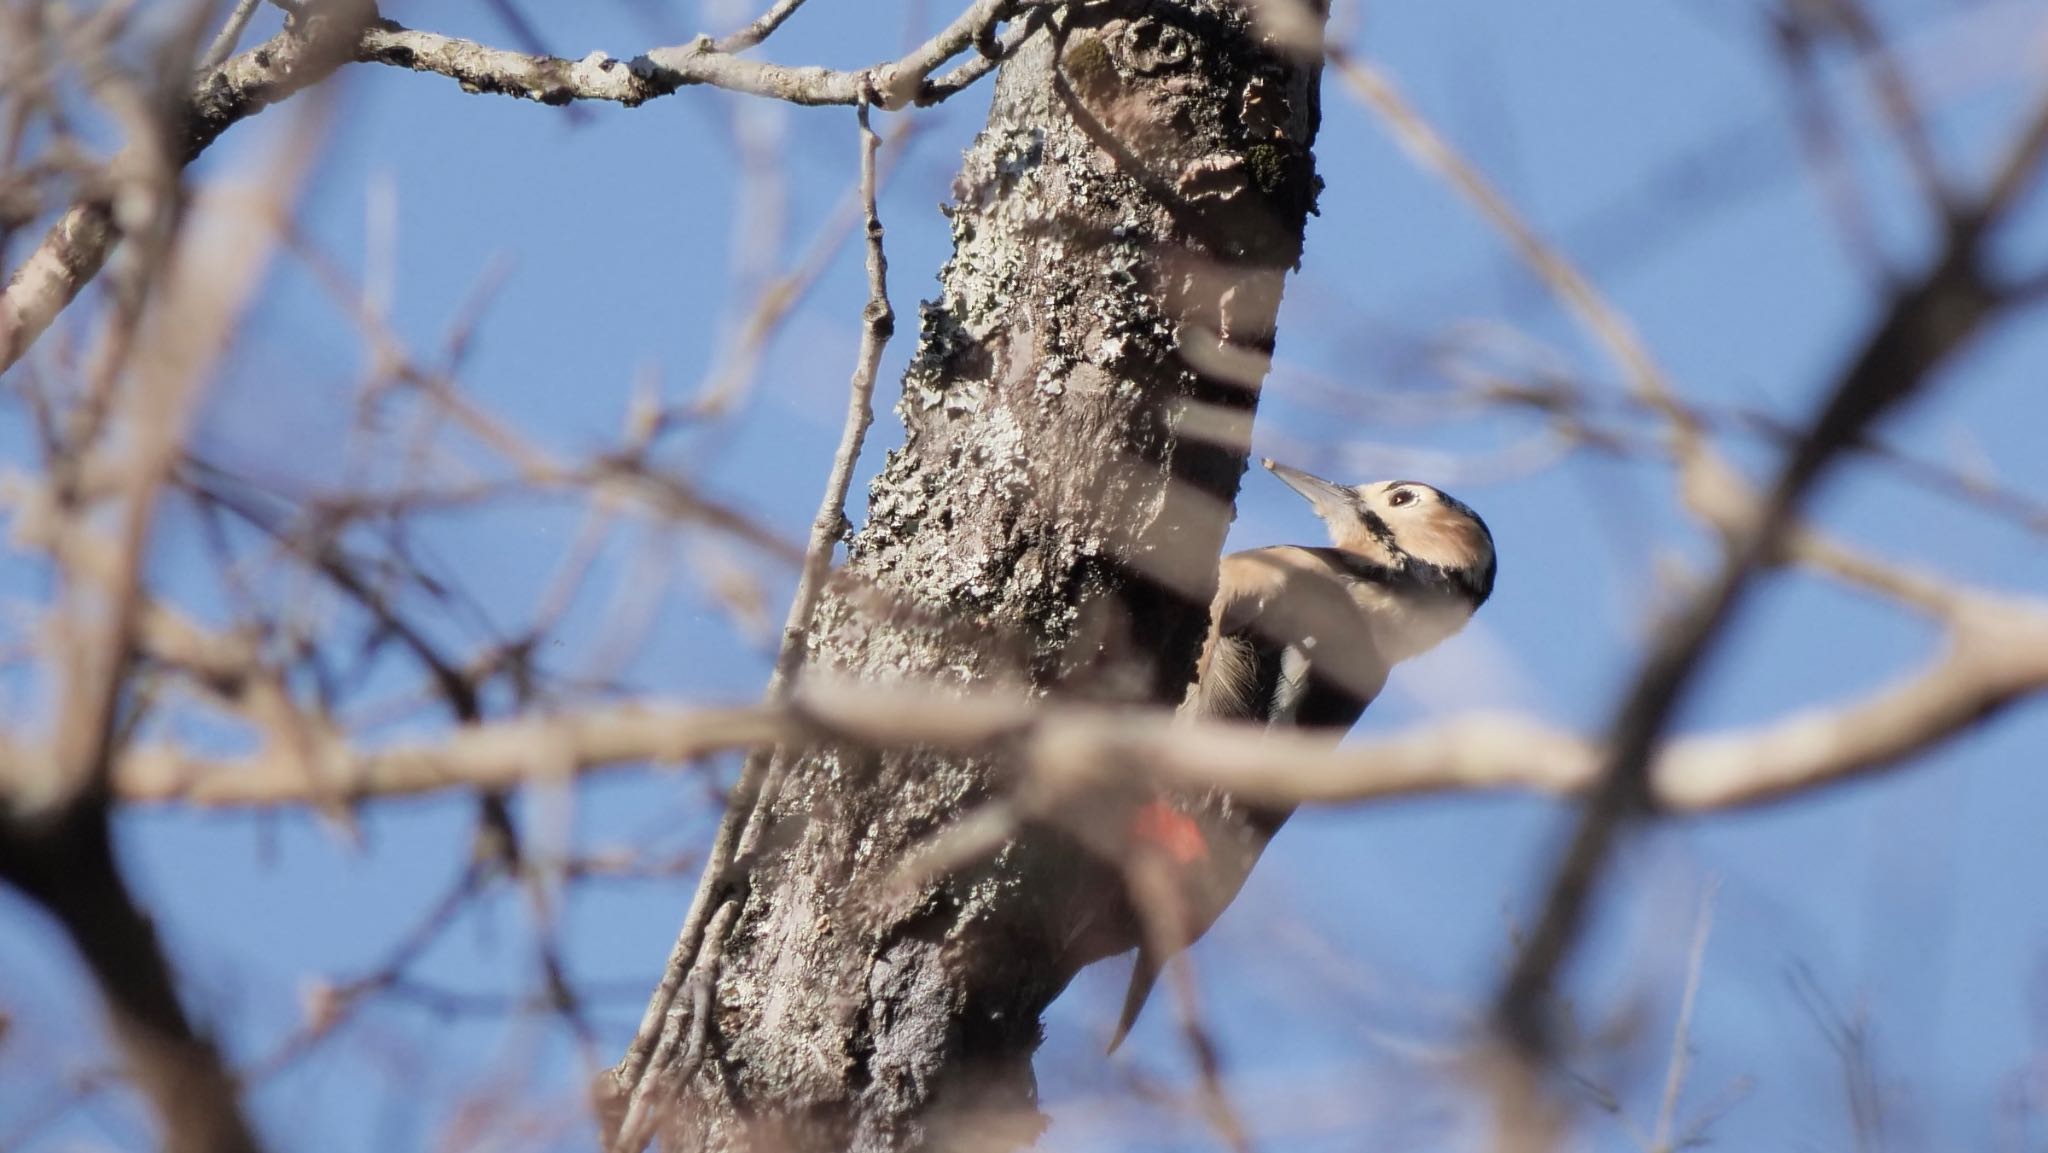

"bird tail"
[1106,948,1161,1055]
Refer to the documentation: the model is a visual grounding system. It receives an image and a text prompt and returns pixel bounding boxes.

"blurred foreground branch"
[0,2,369,374]
[89,572,2048,818]
[1322,27,2048,1078]
[3,0,1039,377]
[1493,75,2048,1066]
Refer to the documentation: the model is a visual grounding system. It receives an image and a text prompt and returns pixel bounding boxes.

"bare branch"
[712,0,814,55]
[0,91,326,1153]
[1494,228,2001,1058]
[0,3,368,375]
[357,0,1036,112]
[4,0,1031,378]
[1491,105,2048,1050]
[1326,34,2048,1068]
[610,97,896,1149]
[0,808,265,1153]
[75,569,2048,825]
[802,585,2048,816]
[1327,49,1699,450]
[105,703,786,806]
[1650,883,1716,1153]
[200,0,266,70]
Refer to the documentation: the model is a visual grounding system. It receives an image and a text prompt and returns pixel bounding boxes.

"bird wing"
[1186,548,1388,728]
[1111,550,1387,1053]
[1184,549,1297,723]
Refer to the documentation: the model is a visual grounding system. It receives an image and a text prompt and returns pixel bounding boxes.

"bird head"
[1263,458,1496,609]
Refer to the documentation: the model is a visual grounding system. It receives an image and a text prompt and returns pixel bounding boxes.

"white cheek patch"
[1402,513,1491,572]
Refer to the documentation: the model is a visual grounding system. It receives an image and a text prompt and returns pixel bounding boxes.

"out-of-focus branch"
[357,0,1038,111]
[200,0,267,70]
[1326,29,2048,1064]
[1771,0,1952,265]
[1492,85,2048,1058]
[0,84,321,1153]
[1326,48,1699,450]
[87,574,2048,819]
[804,584,2048,817]
[4,0,1034,377]
[101,703,786,806]
[0,808,264,1153]
[0,2,369,375]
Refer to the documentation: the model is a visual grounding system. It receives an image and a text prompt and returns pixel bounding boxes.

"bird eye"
[1387,488,1417,508]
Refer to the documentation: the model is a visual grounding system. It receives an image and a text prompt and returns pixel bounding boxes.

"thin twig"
[1327,48,1700,451]
[610,97,896,1148]
[1491,86,2048,1059]
[1825,0,1952,215]
[0,4,366,375]
[358,0,1029,111]
[1649,881,1717,1153]
[3,1,1029,379]
[731,95,895,867]
[1772,0,1952,230]
[1327,31,2048,1079]
[713,0,813,54]
[1127,854,1256,1153]
[244,859,491,1081]
[110,703,787,805]
[200,0,265,70]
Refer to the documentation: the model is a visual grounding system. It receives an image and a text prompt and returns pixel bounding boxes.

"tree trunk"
[662,3,1324,1148]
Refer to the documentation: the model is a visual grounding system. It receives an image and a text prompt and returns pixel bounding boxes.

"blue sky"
[3,1,2047,1150]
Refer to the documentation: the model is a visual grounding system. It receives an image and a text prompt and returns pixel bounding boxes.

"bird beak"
[1263,458,1355,520]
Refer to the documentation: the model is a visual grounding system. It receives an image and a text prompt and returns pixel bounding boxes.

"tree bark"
[659,3,1324,1148]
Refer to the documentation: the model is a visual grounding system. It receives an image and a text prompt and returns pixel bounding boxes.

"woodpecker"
[1109,457,1497,1051]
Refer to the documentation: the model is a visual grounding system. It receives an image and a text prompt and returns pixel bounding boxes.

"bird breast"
[1344,577,1477,665]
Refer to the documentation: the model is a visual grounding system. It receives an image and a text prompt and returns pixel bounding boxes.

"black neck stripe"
[1316,547,1486,608]
[1358,510,1403,555]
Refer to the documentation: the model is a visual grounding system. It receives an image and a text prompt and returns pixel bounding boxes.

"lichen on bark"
[657,3,1325,1149]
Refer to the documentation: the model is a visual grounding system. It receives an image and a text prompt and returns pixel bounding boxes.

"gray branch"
[86,578,2048,823]
[0,3,370,375]
[356,0,1032,110]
